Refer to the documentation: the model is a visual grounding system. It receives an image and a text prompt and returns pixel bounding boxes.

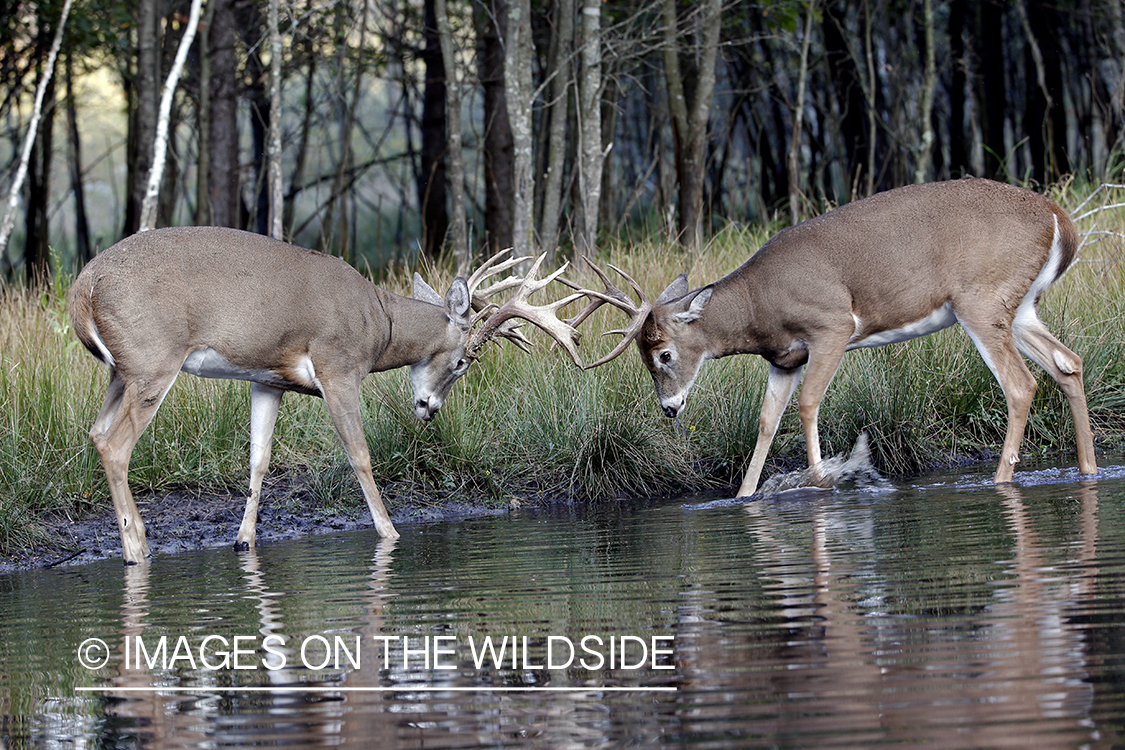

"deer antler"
[464,250,586,366]
[561,256,653,369]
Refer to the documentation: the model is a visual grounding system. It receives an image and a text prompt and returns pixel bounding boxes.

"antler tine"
[466,253,586,367]
[560,255,653,369]
[465,248,532,304]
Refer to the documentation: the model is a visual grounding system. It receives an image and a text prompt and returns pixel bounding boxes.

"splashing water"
[756,432,892,497]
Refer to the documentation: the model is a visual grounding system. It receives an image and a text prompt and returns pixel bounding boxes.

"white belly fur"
[849,302,957,349]
[181,347,280,383]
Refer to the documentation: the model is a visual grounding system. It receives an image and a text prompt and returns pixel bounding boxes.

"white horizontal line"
[76,686,676,694]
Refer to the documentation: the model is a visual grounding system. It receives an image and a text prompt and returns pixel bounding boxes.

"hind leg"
[89,368,179,564]
[1012,308,1097,476]
[958,317,1039,484]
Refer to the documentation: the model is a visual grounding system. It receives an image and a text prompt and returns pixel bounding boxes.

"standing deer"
[68,226,583,564]
[571,179,1097,495]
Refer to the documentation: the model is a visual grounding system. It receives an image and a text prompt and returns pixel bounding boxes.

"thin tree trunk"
[864,0,877,195]
[504,0,534,257]
[575,0,601,257]
[195,0,215,225]
[436,0,469,271]
[540,0,573,265]
[0,0,72,263]
[662,0,722,251]
[125,0,160,234]
[140,0,203,232]
[913,0,936,183]
[208,0,242,229]
[788,1,816,225]
[420,0,449,257]
[65,54,91,264]
[267,0,283,239]
[476,0,513,254]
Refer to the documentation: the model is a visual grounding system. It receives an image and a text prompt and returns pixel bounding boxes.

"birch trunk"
[575,0,601,257]
[139,0,204,232]
[0,0,73,261]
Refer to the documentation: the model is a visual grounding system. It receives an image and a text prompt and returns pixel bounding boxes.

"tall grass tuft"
[1,183,1123,553]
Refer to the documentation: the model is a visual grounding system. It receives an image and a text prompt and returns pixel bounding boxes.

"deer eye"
[659,350,673,365]
[453,358,470,375]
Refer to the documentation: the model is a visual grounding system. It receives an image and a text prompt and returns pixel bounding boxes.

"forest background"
[2,0,1124,278]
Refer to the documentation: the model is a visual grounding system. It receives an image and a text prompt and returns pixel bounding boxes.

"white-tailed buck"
[571,179,1097,495]
[69,226,583,564]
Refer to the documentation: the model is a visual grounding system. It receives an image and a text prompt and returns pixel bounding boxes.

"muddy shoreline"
[0,475,518,573]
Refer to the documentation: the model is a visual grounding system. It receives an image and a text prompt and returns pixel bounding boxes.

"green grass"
[2,182,1124,553]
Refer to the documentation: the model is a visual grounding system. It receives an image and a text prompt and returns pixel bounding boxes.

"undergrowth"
[2,181,1123,553]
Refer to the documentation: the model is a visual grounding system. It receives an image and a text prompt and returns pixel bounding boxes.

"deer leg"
[737,364,803,497]
[89,369,179,564]
[795,343,850,483]
[1011,311,1097,476]
[959,319,1038,484]
[236,383,284,550]
[320,380,400,539]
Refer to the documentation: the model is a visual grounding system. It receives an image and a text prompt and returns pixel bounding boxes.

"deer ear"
[671,285,712,324]
[656,273,689,305]
[413,273,444,306]
[444,277,471,321]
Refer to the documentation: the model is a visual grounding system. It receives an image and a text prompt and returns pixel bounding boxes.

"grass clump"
[2,182,1124,554]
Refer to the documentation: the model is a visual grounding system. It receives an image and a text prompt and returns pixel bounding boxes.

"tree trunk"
[475,0,513,254]
[787,2,816,225]
[208,0,242,229]
[419,0,449,258]
[0,0,71,269]
[503,0,534,258]
[823,0,868,198]
[435,0,469,270]
[140,0,203,232]
[913,0,936,183]
[662,0,722,251]
[267,0,284,240]
[24,75,54,281]
[539,0,573,265]
[124,0,160,235]
[575,0,602,257]
[948,0,969,176]
[65,54,91,264]
[195,0,215,225]
[975,1,1007,181]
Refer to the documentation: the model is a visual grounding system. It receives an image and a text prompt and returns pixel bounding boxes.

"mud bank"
[0,476,514,573]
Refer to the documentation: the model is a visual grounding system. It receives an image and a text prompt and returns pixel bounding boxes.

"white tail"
[575,179,1097,494]
[68,226,582,563]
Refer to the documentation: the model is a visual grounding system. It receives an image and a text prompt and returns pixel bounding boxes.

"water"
[5,463,1125,748]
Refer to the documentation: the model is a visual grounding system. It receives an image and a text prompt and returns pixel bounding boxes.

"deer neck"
[691,277,762,360]
[372,290,457,372]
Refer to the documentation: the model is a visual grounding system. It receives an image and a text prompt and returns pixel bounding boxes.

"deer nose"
[415,399,439,421]
[661,396,685,418]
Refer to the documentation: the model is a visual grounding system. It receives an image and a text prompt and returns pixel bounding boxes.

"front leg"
[320,378,401,539]
[237,383,284,550]
[737,364,803,497]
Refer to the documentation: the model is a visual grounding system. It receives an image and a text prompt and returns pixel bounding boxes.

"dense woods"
[2,0,1124,281]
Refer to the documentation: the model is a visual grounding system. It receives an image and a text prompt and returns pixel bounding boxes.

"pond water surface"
[5,463,1125,748]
